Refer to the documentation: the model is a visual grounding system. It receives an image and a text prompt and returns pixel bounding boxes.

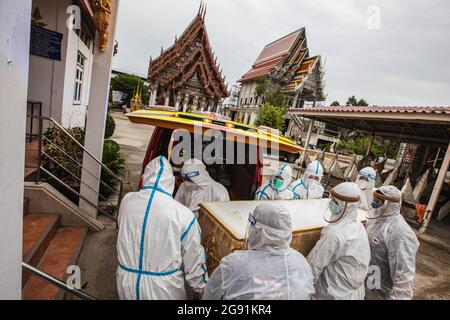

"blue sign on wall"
[30,25,63,61]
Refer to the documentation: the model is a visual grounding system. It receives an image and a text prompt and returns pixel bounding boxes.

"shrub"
[43,127,85,186]
[104,113,116,139]
[255,103,286,131]
[100,140,125,200]
[43,126,124,202]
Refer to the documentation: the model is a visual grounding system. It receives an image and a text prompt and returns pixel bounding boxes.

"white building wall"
[61,26,93,128]
[0,0,32,300]
[27,0,94,129]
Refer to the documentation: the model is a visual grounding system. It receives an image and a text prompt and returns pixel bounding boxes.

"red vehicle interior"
[140,127,263,200]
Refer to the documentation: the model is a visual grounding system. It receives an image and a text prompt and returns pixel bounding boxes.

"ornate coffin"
[198,199,367,274]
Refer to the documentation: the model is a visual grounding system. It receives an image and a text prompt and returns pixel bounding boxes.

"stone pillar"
[292,92,300,109]
[182,93,190,112]
[0,0,32,299]
[163,89,171,106]
[174,91,182,110]
[80,0,120,218]
[192,95,199,111]
[199,97,207,112]
[149,82,158,106]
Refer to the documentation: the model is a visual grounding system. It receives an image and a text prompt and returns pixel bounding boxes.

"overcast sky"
[113,0,450,106]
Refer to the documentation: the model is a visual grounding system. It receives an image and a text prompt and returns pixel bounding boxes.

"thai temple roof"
[239,27,325,100]
[147,4,228,99]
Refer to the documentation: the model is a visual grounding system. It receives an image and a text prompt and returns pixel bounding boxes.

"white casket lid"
[200,199,367,241]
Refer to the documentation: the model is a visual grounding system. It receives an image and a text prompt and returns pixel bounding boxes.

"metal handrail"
[41,139,118,195]
[41,167,117,222]
[22,262,97,300]
[42,151,116,207]
[26,114,123,221]
[27,115,122,181]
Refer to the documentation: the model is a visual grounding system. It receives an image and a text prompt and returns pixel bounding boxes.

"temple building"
[228,28,326,136]
[147,4,229,112]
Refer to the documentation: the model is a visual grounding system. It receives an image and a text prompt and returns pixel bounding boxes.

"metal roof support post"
[301,119,315,165]
[419,142,450,234]
[366,134,375,157]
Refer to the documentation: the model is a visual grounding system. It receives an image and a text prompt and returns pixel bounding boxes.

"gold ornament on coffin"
[203,234,220,273]
[92,0,112,52]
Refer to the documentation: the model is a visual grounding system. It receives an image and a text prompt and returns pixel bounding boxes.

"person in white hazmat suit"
[290,160,325,200]
[202,203,315,300]
[175,158,230,214]
[355,167,377,211]
[116,156,208,300]
[365,186,420,300]
[255,164,296,200]
[307,182,370,300]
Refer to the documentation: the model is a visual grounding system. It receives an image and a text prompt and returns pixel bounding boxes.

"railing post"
[36,115,43,184]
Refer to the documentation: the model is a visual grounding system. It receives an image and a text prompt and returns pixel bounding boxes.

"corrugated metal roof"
[297,106,450,114]
[290,106,450,144]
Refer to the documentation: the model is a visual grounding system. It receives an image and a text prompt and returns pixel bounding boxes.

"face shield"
[356,168,376,191]
[243,212,258,250]
[367,189,400,219]
[323,187,360,223]
[181,171,200,184]
[356,176,370,190]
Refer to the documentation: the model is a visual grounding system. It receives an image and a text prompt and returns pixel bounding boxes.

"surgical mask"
[324,198,347,223]
[272,176,284,190]
[356,179,369,191]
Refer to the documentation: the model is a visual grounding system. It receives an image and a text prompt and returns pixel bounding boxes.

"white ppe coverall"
[255,164,296,200]
[203,203,315,300]
[307,182,371,300]
[175,159,230,212]
[116,156,208,300]
[365,186,420,300]
[290,160,325,200]
[356,167,376,211]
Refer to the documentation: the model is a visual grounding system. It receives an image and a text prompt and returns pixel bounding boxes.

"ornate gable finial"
[198,1,204,16]
[175,35,178,43]
[161,46,164,54]
[149,55,152,63]
[203,3,207,19]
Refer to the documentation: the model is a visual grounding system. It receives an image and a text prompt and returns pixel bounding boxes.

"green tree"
[346,95,369,106]
[255,77,269,97]
[110,73,149,106]
[331,101,340,106]
[254,77,287,109]
[337,136,397,158]
[255,103,286,131]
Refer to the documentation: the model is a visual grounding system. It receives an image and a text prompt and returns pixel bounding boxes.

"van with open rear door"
[127,109,301,200]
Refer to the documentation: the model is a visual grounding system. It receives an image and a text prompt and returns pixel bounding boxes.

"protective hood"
[376,185,402,217]
[142,156,175,195]
[357,167,376,210]
[181,158,213,187]
[304,160,324,185]
[271,164,293,191]
[357,167,376,190]
[247,203,292,252]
